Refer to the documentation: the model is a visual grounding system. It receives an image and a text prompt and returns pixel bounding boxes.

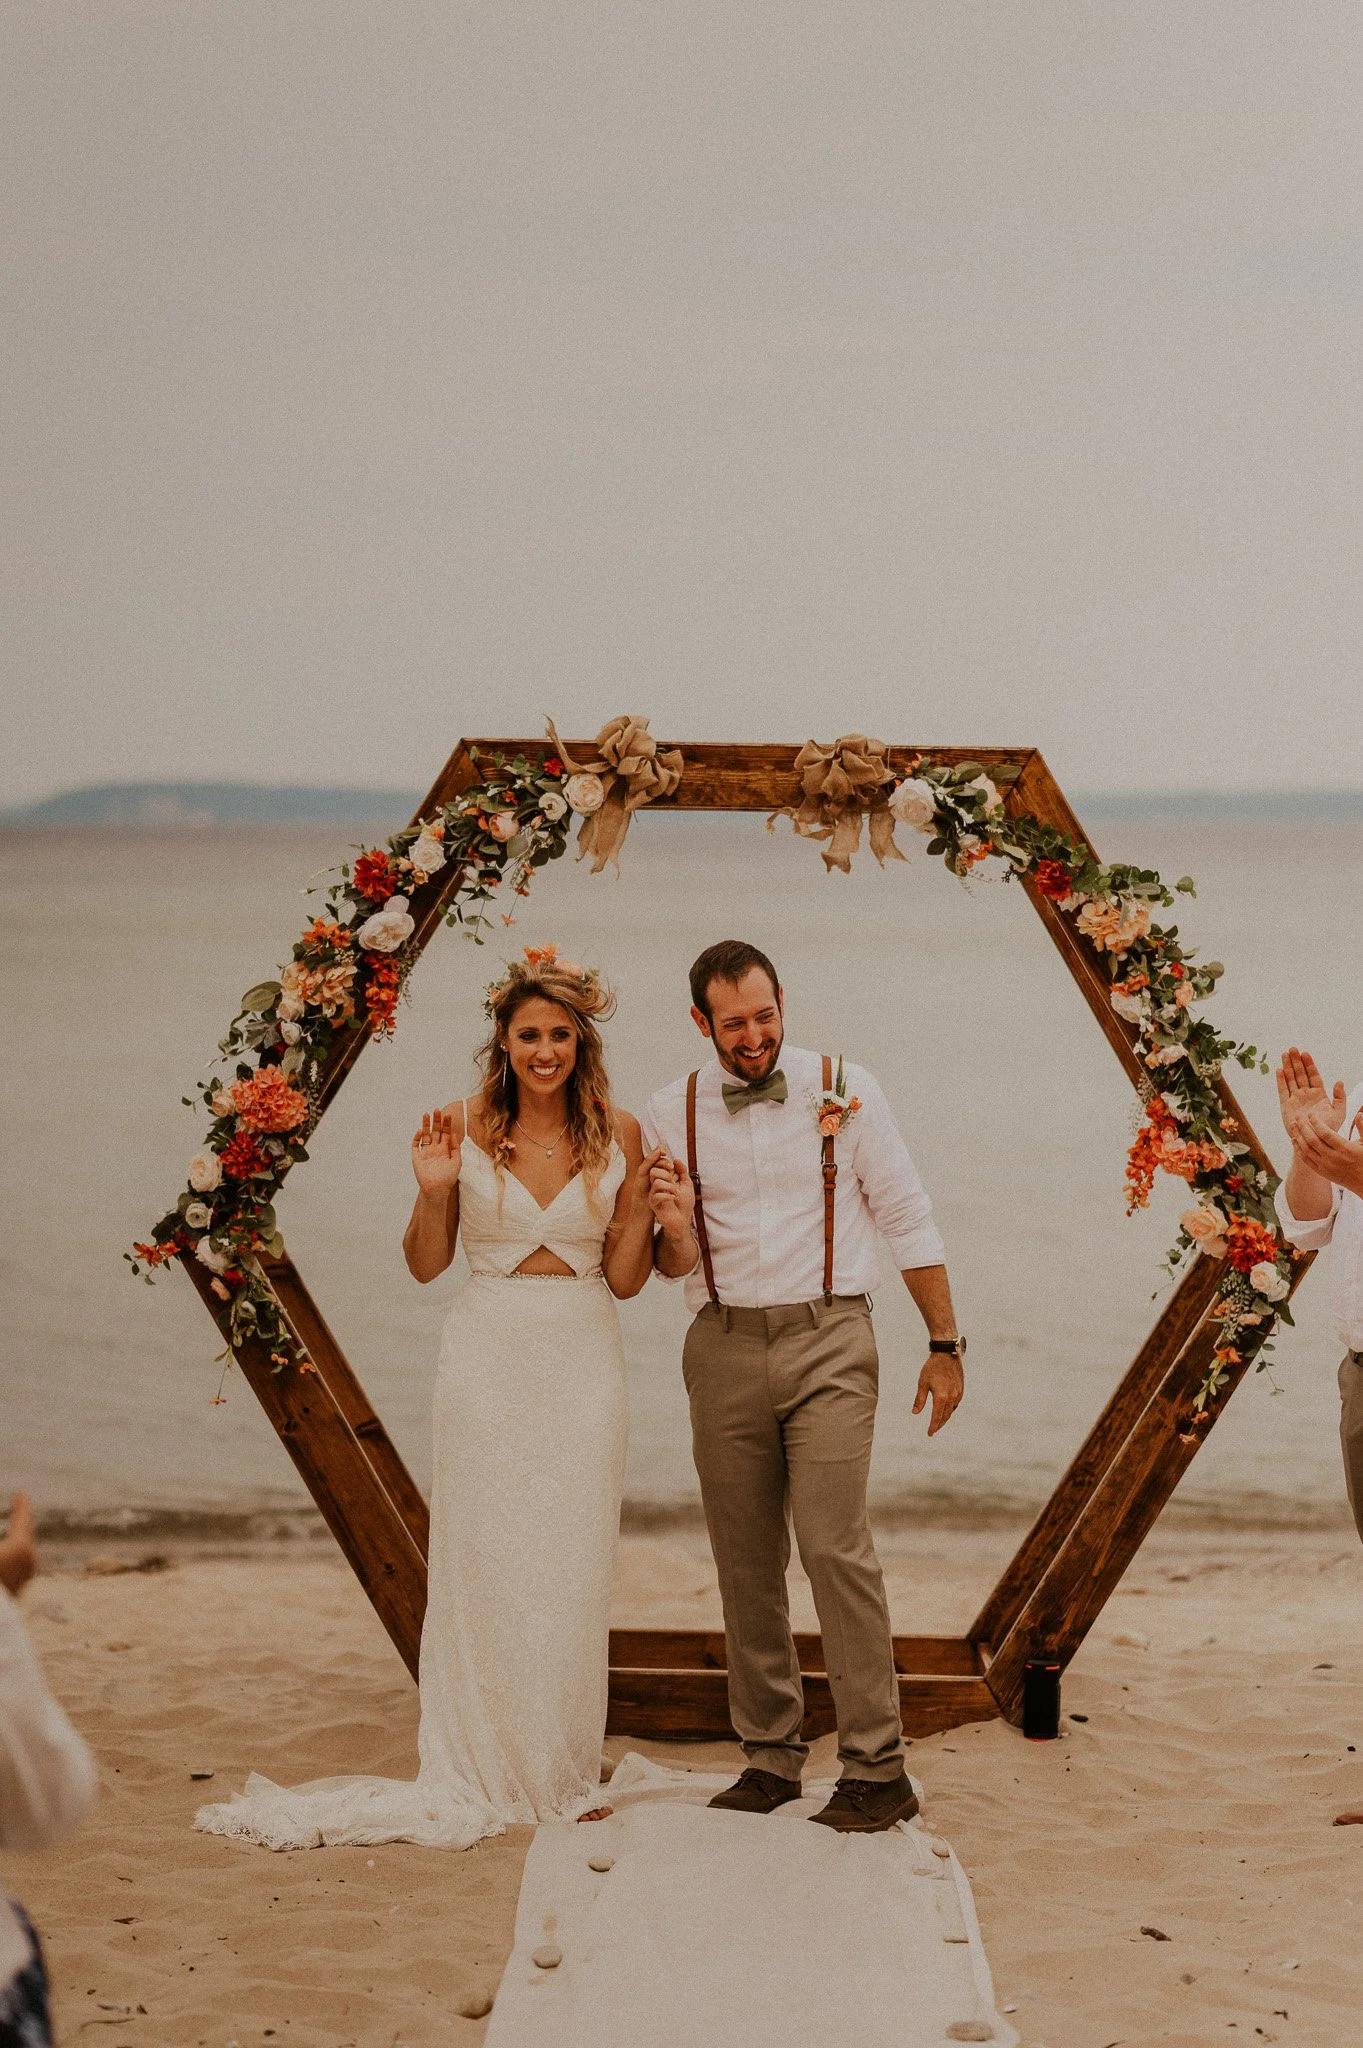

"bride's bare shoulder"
[439,1099,471,1144]
[611,1108,643,1158]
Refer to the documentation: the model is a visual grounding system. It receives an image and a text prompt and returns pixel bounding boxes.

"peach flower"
[1181,1203,1229,1256]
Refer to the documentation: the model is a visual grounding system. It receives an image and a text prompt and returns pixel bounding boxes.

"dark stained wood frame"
[180,739,1309,1737]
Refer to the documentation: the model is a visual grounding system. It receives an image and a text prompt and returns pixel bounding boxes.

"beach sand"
[8,1524,1363,2048]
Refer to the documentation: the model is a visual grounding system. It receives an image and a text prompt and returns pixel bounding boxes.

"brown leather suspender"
[686,1069,720,1304]
[685,1058,839,1310]
[821,1052,837,1304]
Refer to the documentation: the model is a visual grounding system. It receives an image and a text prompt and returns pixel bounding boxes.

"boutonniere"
[809,1057,862,1139]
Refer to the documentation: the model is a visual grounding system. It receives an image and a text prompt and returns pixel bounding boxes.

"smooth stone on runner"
[931,1839,951,1858]
[532,1944,563,1970]
[588,1855,615,1872]
[945,2024,994,2042]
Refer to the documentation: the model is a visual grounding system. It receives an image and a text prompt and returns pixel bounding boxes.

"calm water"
[3,815,1362,1532]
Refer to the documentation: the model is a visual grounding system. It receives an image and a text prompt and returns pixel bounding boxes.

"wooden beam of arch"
[181,739,1306,1734]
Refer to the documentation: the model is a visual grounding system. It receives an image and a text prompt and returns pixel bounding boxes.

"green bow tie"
[721,1070,789,1113]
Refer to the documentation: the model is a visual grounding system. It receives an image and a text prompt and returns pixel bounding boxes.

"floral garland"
[127,747,596,1372]
[877,759,1289,1414]
[134,735,1288,1420]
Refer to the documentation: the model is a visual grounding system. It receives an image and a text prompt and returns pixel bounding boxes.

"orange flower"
[1225,1215,1279,1275]
[231,1068,308,1134]
[364,957,402,1040]
[300,917,353,952]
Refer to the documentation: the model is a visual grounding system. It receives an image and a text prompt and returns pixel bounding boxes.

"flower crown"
[482,943,601,1017]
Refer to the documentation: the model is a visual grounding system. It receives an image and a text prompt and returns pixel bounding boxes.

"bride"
[196,946,662,1851]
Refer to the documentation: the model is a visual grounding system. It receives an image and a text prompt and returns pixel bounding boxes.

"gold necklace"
[514,1117,569,1158]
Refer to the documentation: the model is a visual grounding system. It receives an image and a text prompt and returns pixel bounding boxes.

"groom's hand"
[648,1155,695,1237]
[913,1356,963,1436]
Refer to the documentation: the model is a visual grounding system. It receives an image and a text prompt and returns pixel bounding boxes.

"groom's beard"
[715,1026,784,1084]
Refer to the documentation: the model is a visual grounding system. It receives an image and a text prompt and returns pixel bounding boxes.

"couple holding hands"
[198,937,965,1852]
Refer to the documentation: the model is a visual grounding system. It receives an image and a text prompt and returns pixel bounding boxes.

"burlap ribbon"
[545,715,684,873]
[768,734,906,874]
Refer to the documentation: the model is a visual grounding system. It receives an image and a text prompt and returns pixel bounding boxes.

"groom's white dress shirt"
[643,1045,945,1313]
[1273,1080,1363,1351]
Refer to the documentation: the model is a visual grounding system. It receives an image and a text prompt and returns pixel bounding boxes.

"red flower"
[543,756,563,778]
[1033,859,1073,900]
[353,849,397,903]
[220,1131,269,1178]
[1225,1215,1280,1275]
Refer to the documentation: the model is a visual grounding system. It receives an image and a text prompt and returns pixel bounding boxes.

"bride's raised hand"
[411,1108,463,1195]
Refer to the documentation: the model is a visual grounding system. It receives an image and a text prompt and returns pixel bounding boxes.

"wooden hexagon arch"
[182,738,1309,1736]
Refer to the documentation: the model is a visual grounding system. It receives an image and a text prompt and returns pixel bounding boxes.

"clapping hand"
[647,1153,695,1240]
[411,1108,463,1195]
[1277,1048,1363,1197]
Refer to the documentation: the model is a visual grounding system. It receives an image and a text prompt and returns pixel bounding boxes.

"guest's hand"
[648,1155,695,1240]
[411,1108,463,1195]
[0,1493,38,1598]
[1276,1048,1347,1154]
[912,1356,963,1437]
[1292,1104,1363,1199]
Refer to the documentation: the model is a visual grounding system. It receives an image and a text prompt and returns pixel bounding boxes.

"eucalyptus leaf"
[240,981,282,1014]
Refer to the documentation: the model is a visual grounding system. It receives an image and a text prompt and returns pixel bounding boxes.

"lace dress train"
[196,1142,629,1851]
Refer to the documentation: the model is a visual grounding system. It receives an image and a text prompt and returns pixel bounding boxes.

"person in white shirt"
[0,1493,97,2047]
[1274,1047,1363,1531]
[644,940,964,1833]
[1273,1048,1363,1830]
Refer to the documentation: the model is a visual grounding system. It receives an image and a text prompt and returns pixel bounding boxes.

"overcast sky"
[4,3,1360,806]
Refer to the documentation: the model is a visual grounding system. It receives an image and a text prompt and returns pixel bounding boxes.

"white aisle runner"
[486,1753,1018,2048]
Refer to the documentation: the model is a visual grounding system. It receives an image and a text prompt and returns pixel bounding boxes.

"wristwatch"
[929,1336,967,1358]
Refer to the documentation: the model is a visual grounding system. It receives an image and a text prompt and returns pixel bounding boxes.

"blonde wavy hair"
[475,957,618,1207]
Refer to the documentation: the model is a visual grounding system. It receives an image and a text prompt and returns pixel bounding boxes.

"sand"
[6,1522,1363,2048]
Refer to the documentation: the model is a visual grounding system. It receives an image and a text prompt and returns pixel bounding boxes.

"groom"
[643,940,964,1833]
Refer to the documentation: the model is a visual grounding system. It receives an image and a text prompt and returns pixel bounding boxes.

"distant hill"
[1073,789,1363,823]
[0,782,423,828]
[4,779,1362,831]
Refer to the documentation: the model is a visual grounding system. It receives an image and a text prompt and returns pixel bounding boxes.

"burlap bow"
[545,715,684,873]
[768,734,907,874]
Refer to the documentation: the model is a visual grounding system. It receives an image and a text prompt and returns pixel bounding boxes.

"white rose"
[209,1087,235,1117]
[968,774,1003,814]
[565,773,605,816]
[279,1020,302,1045]
[188,1151,223,1192]
[410,833,446,875]
[357,895,415,953]
[1250,1261,1290,1303]
[887,777,937,834]
[1110,990,1147,1025]
[194,1236,230,1274]
[184,1201,212,1231]
[539,789,568,822]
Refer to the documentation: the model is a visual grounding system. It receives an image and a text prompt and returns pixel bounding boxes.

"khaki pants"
[1340,1351,1363,1544]
[682,1295,905,1783]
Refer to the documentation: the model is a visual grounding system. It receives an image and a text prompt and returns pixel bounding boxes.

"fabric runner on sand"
[486,1752,1018,2048]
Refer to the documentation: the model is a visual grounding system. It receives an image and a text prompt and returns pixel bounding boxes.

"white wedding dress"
[196,1137,630,1851]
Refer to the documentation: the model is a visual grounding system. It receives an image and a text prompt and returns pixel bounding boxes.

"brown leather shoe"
[808,1771,919,1833]
[707,1767,804,1814]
